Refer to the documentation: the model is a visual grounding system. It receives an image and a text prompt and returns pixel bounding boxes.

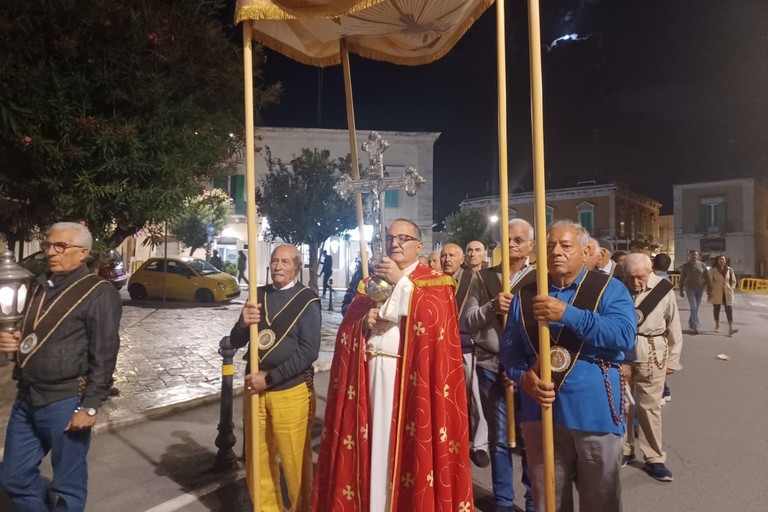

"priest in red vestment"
[313,219,474,512]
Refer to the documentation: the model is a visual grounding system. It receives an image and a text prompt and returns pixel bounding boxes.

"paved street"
[1,290,767,511]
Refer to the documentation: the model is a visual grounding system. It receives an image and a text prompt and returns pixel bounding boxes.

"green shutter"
[233,175,246,215]
[718,202,728,233]
[384,189,400,208]
[697,204,706,232]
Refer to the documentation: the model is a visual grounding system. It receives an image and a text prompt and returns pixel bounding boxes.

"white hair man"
[585,237,601,271]
[501,219,636,511]
[460,218,537,511]
[621,253,683,482]
[0,222,122,511]
[230,243,321,511]
[441,242,490,469]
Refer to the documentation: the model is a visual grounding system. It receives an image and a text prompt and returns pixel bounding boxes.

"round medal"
[20,333,38,355]
[257,329,277,350]
[550,345,571,373]
[635,308,645,325]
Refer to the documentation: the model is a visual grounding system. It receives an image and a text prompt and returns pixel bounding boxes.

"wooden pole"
[496,0,517,449]
[341,38,370,279]
[242,21,260,512]
[527,0,556,509]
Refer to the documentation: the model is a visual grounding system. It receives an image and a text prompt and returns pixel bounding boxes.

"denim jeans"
[1,395,91,512]
[477,366,532,508]
[685,288,704,331]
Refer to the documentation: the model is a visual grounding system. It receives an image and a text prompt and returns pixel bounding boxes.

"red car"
[21,249,129,290]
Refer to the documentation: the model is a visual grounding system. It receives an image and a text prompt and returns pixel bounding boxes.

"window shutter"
[213,176,228,192]
[232,175,246,215]
[696,204,706,232]
[718,202,728,233]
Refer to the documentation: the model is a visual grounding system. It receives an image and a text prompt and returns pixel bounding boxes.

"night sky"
[230,1,768,222]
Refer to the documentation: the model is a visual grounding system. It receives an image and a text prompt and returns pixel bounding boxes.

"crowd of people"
[0,216,743,511]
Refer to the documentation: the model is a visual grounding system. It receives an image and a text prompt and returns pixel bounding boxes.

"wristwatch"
[264,372,275,388]
[78,407,98,417]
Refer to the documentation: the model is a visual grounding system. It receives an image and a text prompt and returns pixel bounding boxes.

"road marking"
[142,470,245,512]
[748,301,767,308]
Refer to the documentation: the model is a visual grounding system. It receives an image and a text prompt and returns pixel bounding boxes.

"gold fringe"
[236,0,385,23]
[412,275,455,288]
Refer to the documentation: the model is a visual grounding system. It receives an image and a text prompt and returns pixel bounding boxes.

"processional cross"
[334,132,427,301]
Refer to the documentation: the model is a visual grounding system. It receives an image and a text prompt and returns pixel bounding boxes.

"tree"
[0,0,280,250]
[443,209,492,250]
[256,148,357,293]
[169,189,231,256]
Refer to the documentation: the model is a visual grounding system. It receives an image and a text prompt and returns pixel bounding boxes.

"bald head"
[465,240,486,271]
[440,243,464,276]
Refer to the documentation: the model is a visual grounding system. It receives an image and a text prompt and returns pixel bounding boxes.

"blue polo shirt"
[500,268,636,435]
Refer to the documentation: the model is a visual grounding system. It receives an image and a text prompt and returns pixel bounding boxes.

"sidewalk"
[0,288,344,447]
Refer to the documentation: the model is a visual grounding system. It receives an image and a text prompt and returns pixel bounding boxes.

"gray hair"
[547,219,589,248]
[509,218,534,241]
[623,253,652,274]
[48,222,93,251]
[588,237,600,252]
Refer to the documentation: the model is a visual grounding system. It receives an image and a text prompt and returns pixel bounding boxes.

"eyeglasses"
[385,234,420,245]
[509,237,530,246]
[41,241,84,254]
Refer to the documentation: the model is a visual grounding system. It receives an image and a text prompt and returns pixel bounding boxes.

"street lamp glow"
[489,215,499,224]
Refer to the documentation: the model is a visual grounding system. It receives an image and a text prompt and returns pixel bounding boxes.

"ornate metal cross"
[334,131,426,264]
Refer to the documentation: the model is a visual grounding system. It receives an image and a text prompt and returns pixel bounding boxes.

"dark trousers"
[1,395,91,511]
[713,304,733,323]
[322,273,331,296]
[238,269,249,285]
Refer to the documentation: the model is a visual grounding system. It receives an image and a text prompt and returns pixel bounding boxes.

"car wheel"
[128,284,147,301]
[195,289,215,303]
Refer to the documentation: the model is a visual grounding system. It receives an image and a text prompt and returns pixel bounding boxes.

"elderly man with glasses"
[0,222,122,511]
[314,218,473,512]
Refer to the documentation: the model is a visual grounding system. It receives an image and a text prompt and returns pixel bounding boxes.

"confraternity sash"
[479,264,536,327]
[454,268,474,317]
[519,270,611,388]
[256,285,319,362]
[635,279,674,326]
[18,274,108,368]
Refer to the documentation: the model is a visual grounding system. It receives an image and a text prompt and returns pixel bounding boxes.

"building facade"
[673,177,768,276]
[216,126,440,286]
[460,182,663,253]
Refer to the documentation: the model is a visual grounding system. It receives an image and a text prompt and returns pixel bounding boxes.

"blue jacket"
[500,268,636,434]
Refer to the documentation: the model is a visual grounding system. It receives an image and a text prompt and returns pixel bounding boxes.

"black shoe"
[470,448,490,468]
[494,506,514,512]
[622,454,636,467]
[644,462,673,482]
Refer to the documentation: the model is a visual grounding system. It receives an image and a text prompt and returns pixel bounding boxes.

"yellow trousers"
[244,382,316,512]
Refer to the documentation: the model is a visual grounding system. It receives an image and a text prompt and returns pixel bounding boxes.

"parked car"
[127,256,241,303]
[21,249,129,290]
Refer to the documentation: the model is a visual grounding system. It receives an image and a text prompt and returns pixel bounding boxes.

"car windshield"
[186,259,220,276]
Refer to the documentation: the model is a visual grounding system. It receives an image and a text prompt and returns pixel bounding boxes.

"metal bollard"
[213,335,238,471]
[327,278,335,311]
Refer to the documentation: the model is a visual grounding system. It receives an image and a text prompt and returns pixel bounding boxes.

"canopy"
[235,0,494,67]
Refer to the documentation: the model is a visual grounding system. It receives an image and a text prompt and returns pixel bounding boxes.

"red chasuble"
[313,264,474,511]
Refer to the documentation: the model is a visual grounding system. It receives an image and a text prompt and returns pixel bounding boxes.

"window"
[698,198,727,233]
[384,189,400,208]
[576,202,595,235]
[546,206,554,226]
